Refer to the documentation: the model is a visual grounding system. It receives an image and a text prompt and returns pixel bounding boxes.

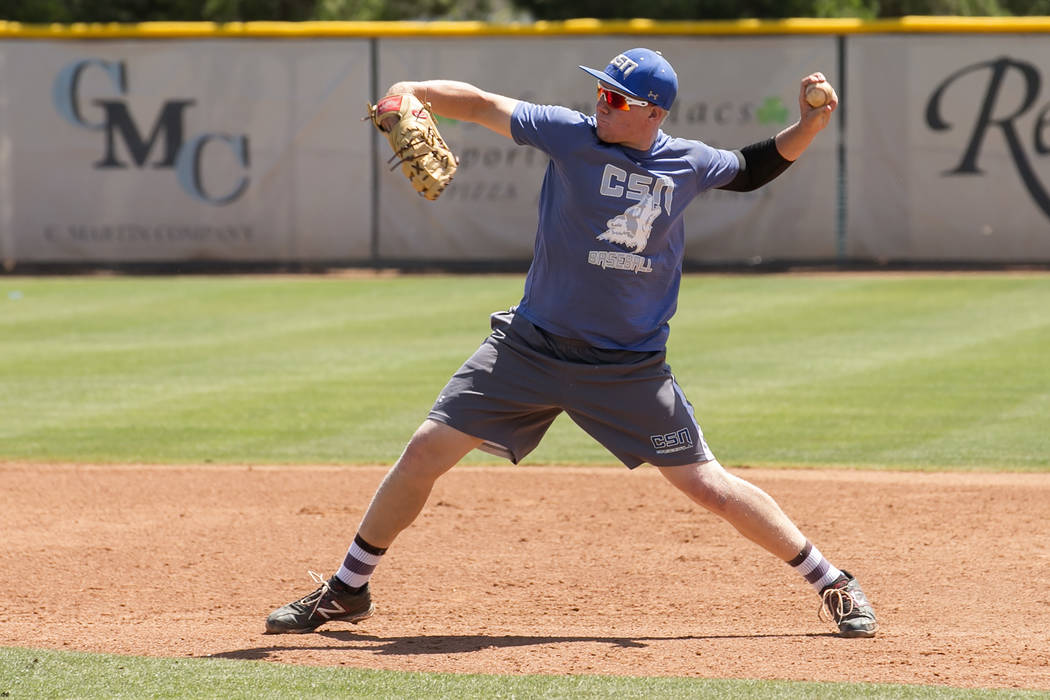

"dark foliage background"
[5,0,1050,23]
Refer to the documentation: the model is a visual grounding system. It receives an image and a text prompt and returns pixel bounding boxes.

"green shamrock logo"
[757,97,789,125]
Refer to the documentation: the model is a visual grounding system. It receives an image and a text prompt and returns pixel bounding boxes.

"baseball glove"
[367,93,458,201]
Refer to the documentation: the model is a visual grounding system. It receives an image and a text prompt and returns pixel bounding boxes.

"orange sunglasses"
[596,84,650,111]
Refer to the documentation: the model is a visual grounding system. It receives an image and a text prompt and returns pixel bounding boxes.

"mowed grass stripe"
[1,274,1047,469]
[0,276,514,462]
[666,276,1050,470]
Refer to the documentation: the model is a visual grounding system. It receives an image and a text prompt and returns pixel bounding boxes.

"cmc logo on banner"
[52,58,251,206]
[925,56,1050,220]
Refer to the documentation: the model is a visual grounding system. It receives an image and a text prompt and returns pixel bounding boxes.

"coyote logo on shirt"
[597,164,674,254]
[598,195,661,252]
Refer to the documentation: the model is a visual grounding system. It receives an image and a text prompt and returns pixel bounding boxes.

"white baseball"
[805,82,832,108]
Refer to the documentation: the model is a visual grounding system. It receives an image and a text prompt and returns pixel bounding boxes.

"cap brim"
[578,65,646,101]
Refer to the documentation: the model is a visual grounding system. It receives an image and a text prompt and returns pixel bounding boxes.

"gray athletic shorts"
[428,310,714,469]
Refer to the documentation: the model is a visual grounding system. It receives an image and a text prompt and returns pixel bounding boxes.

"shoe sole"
[264,603,376,635]
[839,626,877,638]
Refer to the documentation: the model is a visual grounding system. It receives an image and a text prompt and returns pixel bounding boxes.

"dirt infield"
[2,462,1048,690]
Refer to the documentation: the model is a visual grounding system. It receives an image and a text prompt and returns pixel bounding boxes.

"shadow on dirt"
[206,630,831,661]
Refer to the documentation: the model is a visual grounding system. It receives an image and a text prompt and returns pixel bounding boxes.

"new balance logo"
[315,600,346,619]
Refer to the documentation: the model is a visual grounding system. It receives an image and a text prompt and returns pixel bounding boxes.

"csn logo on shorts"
[650,428,693,454]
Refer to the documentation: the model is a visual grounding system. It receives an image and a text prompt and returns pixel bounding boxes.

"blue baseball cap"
[579,48,678,110]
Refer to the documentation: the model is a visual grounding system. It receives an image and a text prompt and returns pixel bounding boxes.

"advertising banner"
[377,37,840,264]
[7,30,1047,267]
[0,40,373,264]
[848,35,1050,261]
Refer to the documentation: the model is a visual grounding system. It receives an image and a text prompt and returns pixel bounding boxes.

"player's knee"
[678,460,733,513]
[392,439,443,483]
[391,420,470,483]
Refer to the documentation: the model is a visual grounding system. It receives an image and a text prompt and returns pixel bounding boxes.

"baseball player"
[266,48,877,638]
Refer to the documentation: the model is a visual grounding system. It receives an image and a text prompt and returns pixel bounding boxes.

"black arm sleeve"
[717,137,793,192]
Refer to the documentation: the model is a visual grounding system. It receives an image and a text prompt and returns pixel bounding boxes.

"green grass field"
[1,273,1047,469]
[2,646,1047,700]
[2,272,1048,698]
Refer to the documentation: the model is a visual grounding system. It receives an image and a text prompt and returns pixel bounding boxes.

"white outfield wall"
[1,18,1049,268]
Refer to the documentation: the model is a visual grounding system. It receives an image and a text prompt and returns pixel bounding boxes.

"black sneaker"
[265,571,375,634]
[819,571,878,638]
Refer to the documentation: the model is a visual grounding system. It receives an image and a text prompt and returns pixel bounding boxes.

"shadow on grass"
[206,631,831,661]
